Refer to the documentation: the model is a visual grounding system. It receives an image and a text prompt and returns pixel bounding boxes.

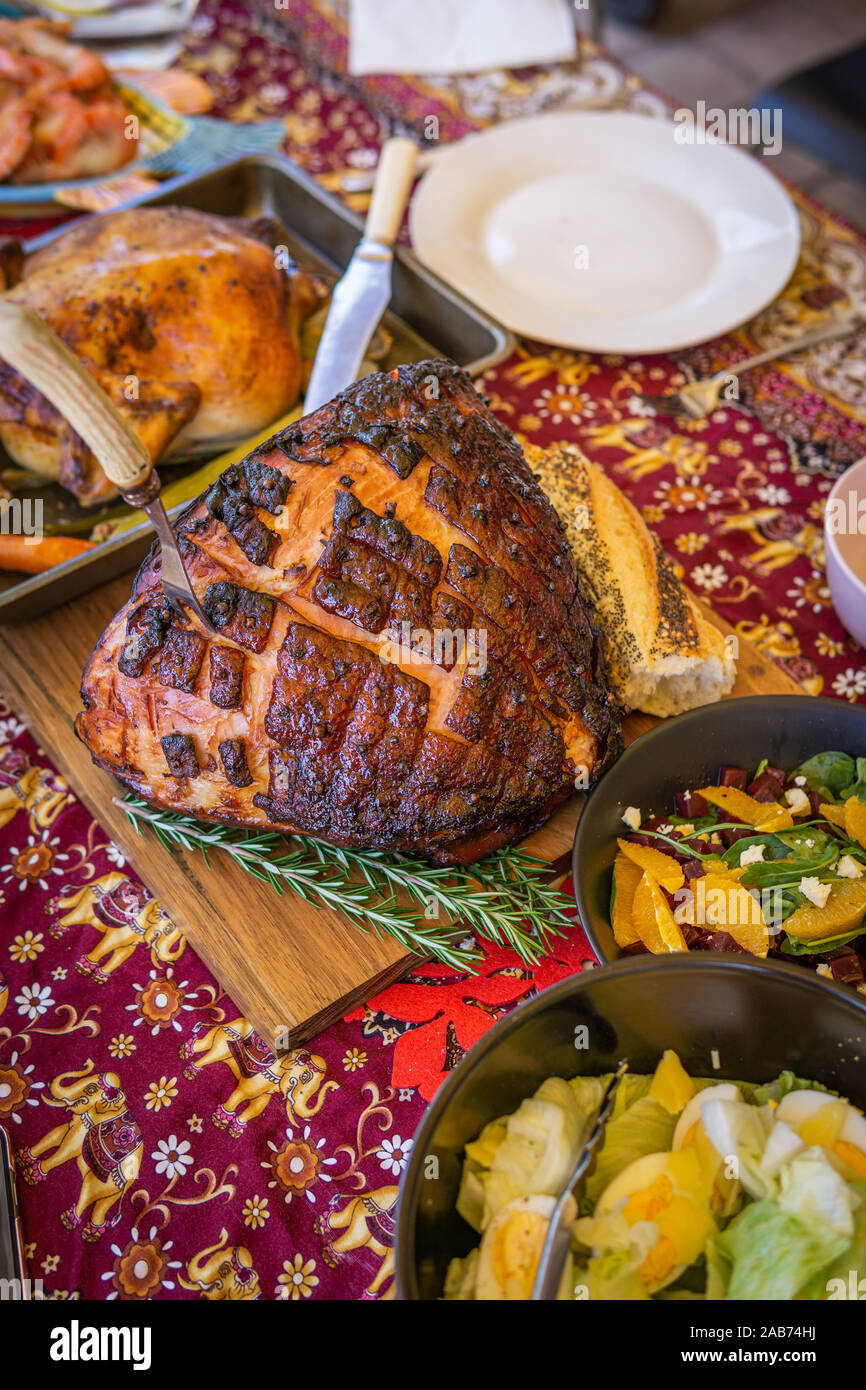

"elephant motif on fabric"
[719,508,824,572]
[0,743,72,835]
[315,1186,398,1300]
[49,872,185,982]
[17,1061,142,1241]
[179,1018,339,1138]
[584,420,709,480]
[178,1229,260,1299]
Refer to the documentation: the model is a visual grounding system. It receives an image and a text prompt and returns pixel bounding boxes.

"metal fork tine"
[165,595,188,626]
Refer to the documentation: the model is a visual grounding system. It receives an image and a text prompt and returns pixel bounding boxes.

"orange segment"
[617,839,685,893]
[784,880,866,942]
[684,872,769,956]
[755,806,795,833]
[632,872,687,954]
[704,859,746,880]
[611,853,643,947]
[698,785,793,831]
[820,802,847,829]
[834,1140,866,1182]
[844,796,866,851]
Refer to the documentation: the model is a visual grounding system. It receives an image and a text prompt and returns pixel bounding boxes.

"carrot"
[0,534,96,575]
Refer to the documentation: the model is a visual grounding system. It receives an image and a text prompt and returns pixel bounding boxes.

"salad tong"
[0,302,213,633]
[531,1059,629,1301]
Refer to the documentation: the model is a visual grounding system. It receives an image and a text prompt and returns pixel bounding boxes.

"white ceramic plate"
[410,111,801,354]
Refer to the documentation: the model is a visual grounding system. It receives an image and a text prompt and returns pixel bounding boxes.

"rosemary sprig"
[117,796,572,971]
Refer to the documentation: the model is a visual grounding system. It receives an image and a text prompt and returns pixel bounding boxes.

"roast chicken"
[0,206,326,506]
[77,362,621,864]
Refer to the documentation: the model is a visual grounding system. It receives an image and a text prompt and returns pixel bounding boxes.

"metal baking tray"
[0,152,514,623]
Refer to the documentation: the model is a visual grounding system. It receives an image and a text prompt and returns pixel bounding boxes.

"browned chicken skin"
[76,362,621,864]
[0,206,326,505]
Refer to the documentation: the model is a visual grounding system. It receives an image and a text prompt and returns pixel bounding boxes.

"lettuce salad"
[444,1051,866,1300]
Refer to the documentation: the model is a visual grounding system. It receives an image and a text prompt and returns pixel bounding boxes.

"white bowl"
[825,455,866,648]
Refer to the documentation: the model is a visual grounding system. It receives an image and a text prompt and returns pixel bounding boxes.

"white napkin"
[348,0,578,76]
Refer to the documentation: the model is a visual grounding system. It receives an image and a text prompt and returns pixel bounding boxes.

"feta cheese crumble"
[799,877,831,909]
[622,806,641,832]
[784,787,811,816]
[837,856,864,880]
[739,844,765,867]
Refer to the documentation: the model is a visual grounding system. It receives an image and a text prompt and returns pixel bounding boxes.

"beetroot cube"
[718,767,749,789]
[828,953,864,985]
[747,769,786,802]
[720,826,755,848]
[704,931,746,953]
[674,790,710,819]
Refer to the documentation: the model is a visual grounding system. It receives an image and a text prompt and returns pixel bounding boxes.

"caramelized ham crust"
[76,361,622,864]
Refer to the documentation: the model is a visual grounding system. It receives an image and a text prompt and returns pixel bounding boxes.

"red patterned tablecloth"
[0,0,864,1302]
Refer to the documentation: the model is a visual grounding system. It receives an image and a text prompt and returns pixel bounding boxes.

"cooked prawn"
[0,96,33,180]
[2,17,108,93]
[0,17,137,184]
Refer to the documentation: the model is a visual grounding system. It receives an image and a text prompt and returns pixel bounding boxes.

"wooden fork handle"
[0,302,153,494]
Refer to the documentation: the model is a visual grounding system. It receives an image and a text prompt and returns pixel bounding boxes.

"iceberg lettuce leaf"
[583,1097,677,1208]
[712,1199,849,1300]
[802,1179,866,1300]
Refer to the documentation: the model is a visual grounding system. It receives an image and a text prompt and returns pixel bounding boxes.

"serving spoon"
[0,302,214,633]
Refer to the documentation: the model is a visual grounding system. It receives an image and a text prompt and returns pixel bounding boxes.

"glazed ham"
[76,362,621,864]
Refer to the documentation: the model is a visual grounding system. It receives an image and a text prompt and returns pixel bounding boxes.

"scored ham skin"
[76,361,622,865]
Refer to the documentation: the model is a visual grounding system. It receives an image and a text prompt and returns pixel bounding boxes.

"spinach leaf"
[669,813,720,831]
[782,926,866,956]
[764,889,804,926]
[797,751,856,799]
[721,833,789,867]
[840,756,866,804]
[775,826,833,860]
[740,849,836,889]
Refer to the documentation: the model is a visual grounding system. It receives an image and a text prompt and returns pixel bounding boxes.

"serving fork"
[531,1058,629,1301]
[638,309,864,420]
[0,303,214,634]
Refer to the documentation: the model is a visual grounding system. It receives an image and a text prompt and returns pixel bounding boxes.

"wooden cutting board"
[0,575,801,1048]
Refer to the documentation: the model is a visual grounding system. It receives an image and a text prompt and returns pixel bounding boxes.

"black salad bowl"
[394,954,866,1299]
[571,695,866,966]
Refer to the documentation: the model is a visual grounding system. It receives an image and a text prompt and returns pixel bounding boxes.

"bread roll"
[526,442,736,717]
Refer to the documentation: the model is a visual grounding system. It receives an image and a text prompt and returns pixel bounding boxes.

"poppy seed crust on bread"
[525,442,736,717]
